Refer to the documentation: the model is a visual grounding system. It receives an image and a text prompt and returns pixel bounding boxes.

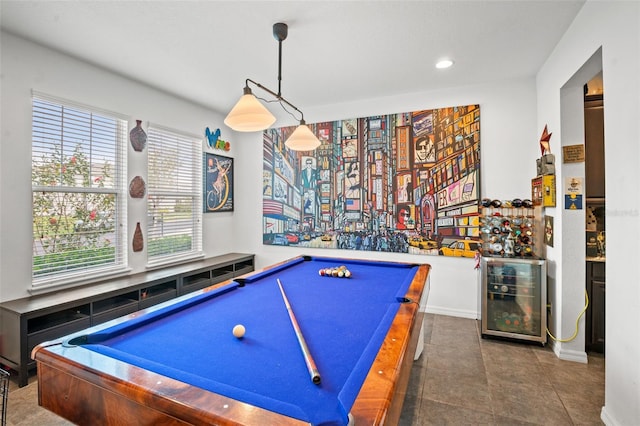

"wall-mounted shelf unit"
[0,253,254,387]
[139,279,178,309]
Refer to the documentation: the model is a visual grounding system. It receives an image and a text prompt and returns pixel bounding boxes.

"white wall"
[536,1,640,425]
[1,24,540,320]
[0,32,234,301]
[234,78,539,319]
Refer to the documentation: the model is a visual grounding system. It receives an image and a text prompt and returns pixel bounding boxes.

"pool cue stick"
[276,279,321,385]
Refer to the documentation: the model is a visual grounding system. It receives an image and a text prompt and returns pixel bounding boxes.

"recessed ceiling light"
[436,59,454,69]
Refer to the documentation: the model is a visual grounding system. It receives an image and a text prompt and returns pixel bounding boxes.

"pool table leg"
[414,318,425,360]
[414,272,430,361]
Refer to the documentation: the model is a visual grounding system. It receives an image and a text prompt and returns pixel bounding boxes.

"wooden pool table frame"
[33,256,431,425]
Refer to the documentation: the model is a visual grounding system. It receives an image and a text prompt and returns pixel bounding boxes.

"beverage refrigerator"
[480,256,547,344]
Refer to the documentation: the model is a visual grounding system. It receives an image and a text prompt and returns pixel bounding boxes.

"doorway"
[554,47,603,363]
[584,75,605,354]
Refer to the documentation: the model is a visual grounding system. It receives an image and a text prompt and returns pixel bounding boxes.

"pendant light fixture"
[224,22,321,151]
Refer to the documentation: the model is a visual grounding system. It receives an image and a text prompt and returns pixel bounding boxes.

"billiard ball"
[344,270,351,278]
[233,324,245,339]
[319,269,325,276]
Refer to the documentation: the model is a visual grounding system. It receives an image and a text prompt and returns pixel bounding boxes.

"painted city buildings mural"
[262,105,481,257]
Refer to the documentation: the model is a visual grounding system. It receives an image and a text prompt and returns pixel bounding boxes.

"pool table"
[33,255,430,425]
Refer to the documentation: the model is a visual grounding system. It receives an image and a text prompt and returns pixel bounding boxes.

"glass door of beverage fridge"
[481,257,547,344]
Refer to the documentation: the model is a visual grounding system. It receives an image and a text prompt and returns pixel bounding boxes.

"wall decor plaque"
[562,144,585,163]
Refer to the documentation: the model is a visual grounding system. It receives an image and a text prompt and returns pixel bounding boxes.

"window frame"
[146,124,203,267]
[31,92,129,290]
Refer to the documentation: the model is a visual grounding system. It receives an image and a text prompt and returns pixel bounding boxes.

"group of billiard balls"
[319,265,352,278]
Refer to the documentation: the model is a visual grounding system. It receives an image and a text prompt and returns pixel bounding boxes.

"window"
[147,125,202,265]
[32,94,127,287]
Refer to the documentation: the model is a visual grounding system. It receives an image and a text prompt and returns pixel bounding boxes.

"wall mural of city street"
[262,105,481,257]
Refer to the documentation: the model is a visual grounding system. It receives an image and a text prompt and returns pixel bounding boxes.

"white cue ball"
[233,324,246,338]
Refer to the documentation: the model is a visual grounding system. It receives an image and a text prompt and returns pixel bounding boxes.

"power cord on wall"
[546,289,589,342]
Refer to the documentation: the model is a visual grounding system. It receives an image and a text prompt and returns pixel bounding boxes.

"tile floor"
[5,314,604,425]
[399,314,605,425]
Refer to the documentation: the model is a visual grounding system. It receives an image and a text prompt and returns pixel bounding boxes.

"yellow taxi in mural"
[408,236,439,250]
[439,239,480,258]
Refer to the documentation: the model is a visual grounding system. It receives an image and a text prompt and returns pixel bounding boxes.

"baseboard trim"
[600,405,619,426]
[550,341,588,363]
[425,306,479,320]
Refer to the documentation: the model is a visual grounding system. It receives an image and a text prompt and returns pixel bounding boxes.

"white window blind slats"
[32,98,124,191]
[31,95,127,286]
[31,93,202,284]
[146,126,202,264]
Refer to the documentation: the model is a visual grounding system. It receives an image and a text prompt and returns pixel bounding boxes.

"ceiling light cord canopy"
[224,23,321,151]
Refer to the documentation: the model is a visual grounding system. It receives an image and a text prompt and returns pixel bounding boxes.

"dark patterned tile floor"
[5,314,604,425]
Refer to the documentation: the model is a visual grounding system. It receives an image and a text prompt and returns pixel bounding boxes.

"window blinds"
[31,94,127,285]
[146,125,202,263]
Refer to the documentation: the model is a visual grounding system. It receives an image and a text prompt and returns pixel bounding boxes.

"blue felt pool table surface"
[36,255,429,426]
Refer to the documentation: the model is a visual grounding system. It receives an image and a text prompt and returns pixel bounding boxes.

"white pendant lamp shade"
[224,91,276,132]
[285,122,321,151]
[226,24,319,150]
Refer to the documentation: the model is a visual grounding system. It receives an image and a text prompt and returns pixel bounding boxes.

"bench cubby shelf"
[0,253,254,387]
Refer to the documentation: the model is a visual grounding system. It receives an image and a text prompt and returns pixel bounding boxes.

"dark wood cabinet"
[0,253,254,387]
[586,261,605,353]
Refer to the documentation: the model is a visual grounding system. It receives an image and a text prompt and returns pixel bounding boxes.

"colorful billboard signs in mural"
[262,105,481,257]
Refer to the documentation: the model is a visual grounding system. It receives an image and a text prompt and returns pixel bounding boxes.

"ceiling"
[1,1,585,121]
